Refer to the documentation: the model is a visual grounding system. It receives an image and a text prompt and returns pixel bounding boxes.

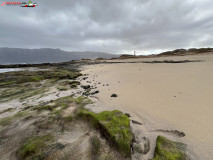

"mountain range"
[0,48,118,64]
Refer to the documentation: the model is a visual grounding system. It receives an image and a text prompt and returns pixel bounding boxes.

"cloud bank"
[0,0,213,55]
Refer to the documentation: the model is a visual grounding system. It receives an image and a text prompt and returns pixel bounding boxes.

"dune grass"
[0,111,28,126]
[18,134,54,160]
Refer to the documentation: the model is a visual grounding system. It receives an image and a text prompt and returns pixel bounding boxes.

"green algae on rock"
[151,136,186,160]
[77,109,133,158]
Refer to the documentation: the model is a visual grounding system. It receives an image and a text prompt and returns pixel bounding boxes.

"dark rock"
[81,85,90,89]
[111,94,118,97]
[82,92,90,96]
[91,90,99,95]
[132,120,143,125]
[82,77,88,80]
[69,81,80,85]
[125,113,131,118]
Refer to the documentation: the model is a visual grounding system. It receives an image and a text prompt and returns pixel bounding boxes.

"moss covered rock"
[151,136,186,160]
[77,109,133,157]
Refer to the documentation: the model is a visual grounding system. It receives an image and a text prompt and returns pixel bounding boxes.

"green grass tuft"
[18,134,54,160]
[57,85,70,91]
[90,136,101,156]
[0,111,28,126]
[0,108,15,114]
[35,96,92,120]
[63,115,73,121]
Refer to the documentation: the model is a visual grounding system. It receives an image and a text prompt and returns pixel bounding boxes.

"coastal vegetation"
[0,64,188,160]
[76,109,133,157]
[0,67,82,102]
[151,136,186,160]
[18,134,55,160]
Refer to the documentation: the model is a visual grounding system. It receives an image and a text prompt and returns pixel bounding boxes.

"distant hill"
[116,48,213,59]
[0,48,119,64]
[156,48,213,57]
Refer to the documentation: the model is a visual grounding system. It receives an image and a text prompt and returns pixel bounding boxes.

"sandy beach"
[82,54,213,160]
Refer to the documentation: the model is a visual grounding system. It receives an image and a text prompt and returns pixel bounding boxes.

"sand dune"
[82,54,213,160]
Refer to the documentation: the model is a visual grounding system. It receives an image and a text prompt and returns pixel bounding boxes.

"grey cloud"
[0,0,213,54]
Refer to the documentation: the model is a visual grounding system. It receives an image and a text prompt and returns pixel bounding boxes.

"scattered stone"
[132,120,143,125]
[125,113,131,118]
[82,92,90,96]
[111,94,118,98]
[81,85,90,89]
[91,90,99,95]
[82,77,88,80]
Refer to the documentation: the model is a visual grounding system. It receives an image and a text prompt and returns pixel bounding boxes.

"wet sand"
[82,54,213,160]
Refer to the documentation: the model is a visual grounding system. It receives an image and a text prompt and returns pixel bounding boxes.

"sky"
[0,0,213,55]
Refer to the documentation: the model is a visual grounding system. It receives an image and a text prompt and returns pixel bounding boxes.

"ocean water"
[0,68,48,73]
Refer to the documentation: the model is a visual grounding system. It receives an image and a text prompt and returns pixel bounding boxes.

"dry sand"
[82,54,213,160]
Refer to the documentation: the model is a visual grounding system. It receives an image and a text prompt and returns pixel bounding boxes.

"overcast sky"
[0,0,213,55]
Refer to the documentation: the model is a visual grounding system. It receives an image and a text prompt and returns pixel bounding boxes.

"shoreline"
[80,54,213,160]
[0,53,212,159]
